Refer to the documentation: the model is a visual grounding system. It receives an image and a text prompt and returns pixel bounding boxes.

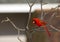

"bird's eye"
[33,21,35,24]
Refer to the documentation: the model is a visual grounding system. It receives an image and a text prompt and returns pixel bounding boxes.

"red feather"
[32,18,51,37]
[43,25,51,37]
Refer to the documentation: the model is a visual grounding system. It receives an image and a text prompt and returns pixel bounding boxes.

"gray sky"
[0,0,59,3]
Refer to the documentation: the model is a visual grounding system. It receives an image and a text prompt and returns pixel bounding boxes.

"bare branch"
[1,17,25,42]
[17,30,23,42]
[49,25,60,32]
[25,0,37,30]
[26,0,36,7]
[44,5,59,16]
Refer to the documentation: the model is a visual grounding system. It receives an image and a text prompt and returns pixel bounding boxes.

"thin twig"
[44,5,59,17]
[49,25,60,32]
[40,0,44,20]
[48,5,60,32]
[1,17,25,42]
[17,30,23,42]
[26,0,36,7]
[26,0,36,30]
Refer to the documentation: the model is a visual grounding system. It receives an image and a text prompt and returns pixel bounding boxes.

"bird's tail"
[43,25,51,37]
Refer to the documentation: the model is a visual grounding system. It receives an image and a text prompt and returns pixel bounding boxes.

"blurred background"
[0,13,28,42]
[0,0,59,3]
[0,0,60,42]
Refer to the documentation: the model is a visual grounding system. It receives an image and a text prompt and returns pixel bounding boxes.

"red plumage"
[32,18,51,37]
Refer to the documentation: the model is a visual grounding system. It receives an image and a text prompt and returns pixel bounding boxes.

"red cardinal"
[32,18,51,37]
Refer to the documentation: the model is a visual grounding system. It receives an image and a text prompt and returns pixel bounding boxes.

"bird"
[32,18,51,37]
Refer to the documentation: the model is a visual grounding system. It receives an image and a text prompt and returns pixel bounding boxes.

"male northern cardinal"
[32,18,51,37]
